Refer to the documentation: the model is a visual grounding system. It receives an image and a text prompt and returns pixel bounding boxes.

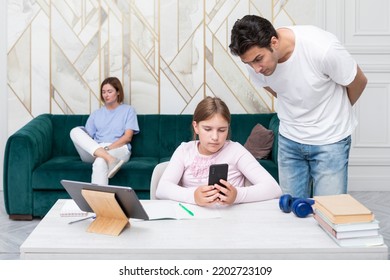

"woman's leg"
[91,145,131,184]
[70,127,127,182]
[70,127,101,162]
[70,126,118,163]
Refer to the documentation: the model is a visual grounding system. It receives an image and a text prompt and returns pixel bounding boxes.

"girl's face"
[101,83,118,105]
[192,113,229,156]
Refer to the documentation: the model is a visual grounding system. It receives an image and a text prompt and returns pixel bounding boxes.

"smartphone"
[208,164,228,192]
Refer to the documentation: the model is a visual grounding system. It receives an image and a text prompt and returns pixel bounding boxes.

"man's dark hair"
[229,15,277,56]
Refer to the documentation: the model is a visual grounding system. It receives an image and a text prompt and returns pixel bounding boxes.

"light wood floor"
[1,191,389,260]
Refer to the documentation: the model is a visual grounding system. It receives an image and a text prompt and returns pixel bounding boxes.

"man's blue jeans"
[278,134,351,198]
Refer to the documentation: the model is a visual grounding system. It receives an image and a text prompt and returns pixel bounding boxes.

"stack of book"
[313,194,384,247]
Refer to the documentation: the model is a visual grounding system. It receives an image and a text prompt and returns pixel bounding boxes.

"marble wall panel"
[8,28,31,112]
[7,0,318,136]
[31,10,50,116]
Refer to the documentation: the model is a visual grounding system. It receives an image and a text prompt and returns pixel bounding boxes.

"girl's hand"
[194,185,220,206]
[215,179,237,205]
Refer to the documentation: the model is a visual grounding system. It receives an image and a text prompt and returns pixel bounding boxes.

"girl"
[156,96,281,206]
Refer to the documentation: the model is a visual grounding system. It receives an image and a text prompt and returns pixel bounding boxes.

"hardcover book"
[314,208,380,232]
[314,211,379,239]
[323,229,384,247]
[313,194,374,224]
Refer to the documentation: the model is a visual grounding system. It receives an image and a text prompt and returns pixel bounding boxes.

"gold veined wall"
[7,0,318,135]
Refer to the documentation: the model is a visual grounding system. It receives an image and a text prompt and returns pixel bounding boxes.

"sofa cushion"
[32,156,92,190]
[32,156,160,192]
[110,157,159,191]
[244,123,274,159]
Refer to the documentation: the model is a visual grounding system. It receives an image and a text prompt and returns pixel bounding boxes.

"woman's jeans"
[70,127,131,185]
[278,134,351,198]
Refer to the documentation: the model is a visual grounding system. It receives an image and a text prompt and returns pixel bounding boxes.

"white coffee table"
[20,199,388,260]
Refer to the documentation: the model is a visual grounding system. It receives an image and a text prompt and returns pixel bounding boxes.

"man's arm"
[347,65,367,106]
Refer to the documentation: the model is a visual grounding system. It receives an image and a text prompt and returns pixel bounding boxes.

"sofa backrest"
[131,115,194,158]
[132,114,278,159]
[47,113,278,159]
[51,114,89,157]
[48,114,193,158]
[159,115,195,158]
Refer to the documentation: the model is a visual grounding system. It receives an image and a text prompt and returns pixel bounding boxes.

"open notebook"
[60,200,88,217]
[137,200,221,220]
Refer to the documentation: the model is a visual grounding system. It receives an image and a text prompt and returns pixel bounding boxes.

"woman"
[156,96,282,206]
[70,77,139,185]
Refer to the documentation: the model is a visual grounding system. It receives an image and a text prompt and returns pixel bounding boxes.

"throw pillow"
[244,123,274,159]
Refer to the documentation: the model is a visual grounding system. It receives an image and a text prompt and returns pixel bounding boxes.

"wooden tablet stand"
[81,189,130,236]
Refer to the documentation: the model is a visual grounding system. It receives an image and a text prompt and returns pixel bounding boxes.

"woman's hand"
[215,179,237,205]
[194,185,220,206]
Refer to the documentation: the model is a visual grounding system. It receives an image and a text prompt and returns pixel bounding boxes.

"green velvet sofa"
[3,113,280,220]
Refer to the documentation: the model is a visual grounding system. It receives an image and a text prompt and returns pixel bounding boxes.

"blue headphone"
[279,194,315,218]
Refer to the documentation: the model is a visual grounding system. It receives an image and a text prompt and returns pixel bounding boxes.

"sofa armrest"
[269,114,280,166]
[3,114,53,216]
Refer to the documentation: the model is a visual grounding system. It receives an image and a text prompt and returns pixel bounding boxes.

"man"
[229,15,367,198]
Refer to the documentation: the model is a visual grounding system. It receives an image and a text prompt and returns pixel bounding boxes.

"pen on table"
[68,215,96,224]
[179,203,194,216]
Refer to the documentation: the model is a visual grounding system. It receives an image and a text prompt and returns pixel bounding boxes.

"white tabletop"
[20,199,388,260]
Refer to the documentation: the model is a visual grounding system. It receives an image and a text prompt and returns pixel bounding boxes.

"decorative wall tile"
[7,0,318,135]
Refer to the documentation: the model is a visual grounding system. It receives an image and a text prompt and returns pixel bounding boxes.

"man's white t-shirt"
[248,25,358,145]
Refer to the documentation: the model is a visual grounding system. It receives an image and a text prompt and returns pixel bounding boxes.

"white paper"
[60,200,88,217]
[139,200,221,220]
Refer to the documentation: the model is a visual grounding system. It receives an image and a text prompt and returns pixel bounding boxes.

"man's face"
[239,45,279,76]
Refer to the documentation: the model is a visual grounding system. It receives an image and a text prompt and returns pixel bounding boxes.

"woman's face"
[192,113,229,156]
[101,83,118,105]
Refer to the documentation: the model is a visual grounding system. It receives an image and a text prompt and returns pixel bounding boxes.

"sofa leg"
[9,214,33,221]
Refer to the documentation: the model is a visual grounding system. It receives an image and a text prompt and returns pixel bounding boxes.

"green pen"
[179,203,194,216]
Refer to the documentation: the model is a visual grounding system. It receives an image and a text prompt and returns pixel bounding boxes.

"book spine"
[313,202,337,223]
[316,208,381,235]
[313,213,337,238]
[321,227,384,247]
